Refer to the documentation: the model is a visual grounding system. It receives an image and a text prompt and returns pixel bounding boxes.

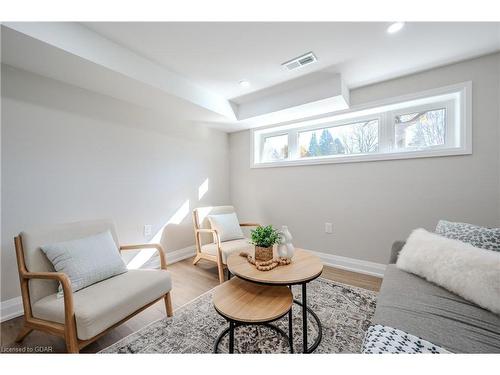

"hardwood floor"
[0,257,382,353]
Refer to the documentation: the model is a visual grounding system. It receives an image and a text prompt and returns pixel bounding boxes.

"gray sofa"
[371,241,500,353]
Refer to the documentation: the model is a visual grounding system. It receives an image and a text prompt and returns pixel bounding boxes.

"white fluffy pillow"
[208,213,245,242]
[397,228,500,315]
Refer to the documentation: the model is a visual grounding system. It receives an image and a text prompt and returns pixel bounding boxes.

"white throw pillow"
[397,228,500,314]
[41,230,128,296]
[208,213,245,242]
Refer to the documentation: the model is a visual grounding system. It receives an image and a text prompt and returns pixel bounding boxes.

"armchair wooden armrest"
[239,222,261,227]
[120,243,167,270]
[195,228,221,246]
[22,271,74,312]
[196,228,218,233]
[23,270,71,285]
[21,271,76,342]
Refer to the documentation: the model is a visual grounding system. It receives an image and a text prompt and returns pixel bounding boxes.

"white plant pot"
[286,243,295,259]
[277,243,288,258]
[278,225,295,259]
[281,225,293,242]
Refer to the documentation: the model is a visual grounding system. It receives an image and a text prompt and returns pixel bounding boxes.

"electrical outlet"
[325,222,333,234]
[144,224,152,238]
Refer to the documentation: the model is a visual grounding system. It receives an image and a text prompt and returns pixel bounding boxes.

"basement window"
[251,82,471,168]
[262,134,289,162]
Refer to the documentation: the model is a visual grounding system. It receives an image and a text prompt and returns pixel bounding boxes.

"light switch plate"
[144,224,153,238]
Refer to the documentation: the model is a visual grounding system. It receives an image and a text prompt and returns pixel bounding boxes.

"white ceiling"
[84,22,500,100]
[1,25,230,126]
[3,22,500,133]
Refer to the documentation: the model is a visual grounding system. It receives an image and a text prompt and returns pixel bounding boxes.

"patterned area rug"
[100,278,377,354]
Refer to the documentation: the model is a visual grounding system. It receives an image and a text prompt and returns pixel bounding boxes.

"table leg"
[288,308,294,353]
[302,283,308,353]
[229,321,235,353]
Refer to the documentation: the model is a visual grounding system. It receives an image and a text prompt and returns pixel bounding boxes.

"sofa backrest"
[193,206,236,245]
[19,219,119,304]
[390,241,406,264]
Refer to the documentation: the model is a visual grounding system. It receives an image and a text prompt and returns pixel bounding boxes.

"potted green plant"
[250,225,281,261]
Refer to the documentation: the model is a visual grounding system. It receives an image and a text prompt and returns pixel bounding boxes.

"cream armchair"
[13,219,173,353]
[192,206,260,283]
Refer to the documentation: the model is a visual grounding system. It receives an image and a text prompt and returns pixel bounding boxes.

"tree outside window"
[299,120,378,158]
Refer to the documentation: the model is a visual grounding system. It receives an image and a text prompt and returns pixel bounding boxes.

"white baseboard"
[1,246,382,322]
[166,245,196,264]
[161,246,385,277]
[306,249,386,278]
[0,296,23,323]
[0,246,197,323]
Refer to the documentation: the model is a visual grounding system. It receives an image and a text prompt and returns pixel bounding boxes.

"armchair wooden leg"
[65,317,79,353]
[14,324,33,343]
[164,292,173,317]
[192,253,202,266]
[217,263,225,284]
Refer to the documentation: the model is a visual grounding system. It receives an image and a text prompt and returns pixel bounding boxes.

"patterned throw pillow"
[362,324,450,354]
[435,220,500,251]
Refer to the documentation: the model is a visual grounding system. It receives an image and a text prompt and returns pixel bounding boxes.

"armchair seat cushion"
[201,238,254,263]
[32,269,172,340]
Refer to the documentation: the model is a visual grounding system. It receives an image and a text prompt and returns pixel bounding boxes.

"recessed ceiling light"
[239,80,250,88]
[387,22,405,34]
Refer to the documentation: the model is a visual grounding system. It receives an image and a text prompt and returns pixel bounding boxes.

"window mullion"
[288,130,298,160]
[252,83,468,168]
[380,112,393,153]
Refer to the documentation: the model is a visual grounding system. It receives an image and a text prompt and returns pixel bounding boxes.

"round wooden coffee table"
[213,277,293,353]
[226,249,323,353]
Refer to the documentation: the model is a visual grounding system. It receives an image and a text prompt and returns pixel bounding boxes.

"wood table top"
[213,277,292,323]
[227,248,323,285]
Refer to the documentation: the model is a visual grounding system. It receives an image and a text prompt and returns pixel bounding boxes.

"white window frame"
[294,114,383,159]
[260,132,290,162]
[251,82,472,168]
[388,99,455,151]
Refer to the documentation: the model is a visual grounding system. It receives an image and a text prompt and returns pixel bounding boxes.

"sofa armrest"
[390,241,406,264]
[120,243,167,270]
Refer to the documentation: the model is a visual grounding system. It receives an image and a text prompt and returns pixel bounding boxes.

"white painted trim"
[252,146,471,168]
[1,246,380,322]
[0,246,197,323]
[3,23,236,120]
[305,249,386,278]
[253,81,471,133]
[166,245,196,265]
[0,296,23,322]
[251,81,472,168]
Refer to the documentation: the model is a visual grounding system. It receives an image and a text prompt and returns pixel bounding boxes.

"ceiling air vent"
[282,52,317,71]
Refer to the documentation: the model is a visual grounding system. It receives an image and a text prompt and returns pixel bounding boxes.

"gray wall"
[2,53,499,303]
[229,53,500,265]
[1,65,230,301]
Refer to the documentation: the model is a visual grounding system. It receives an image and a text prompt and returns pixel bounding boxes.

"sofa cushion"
[32,269,172,340]
[362,324,450,354]
[21,219,119,304]
[208,213,245,242]
[194,206,237,246]
[397,228,500,314]
[435,220,500,251]
[373,265,500,353]
[40,231,127,296]
[201,238,253,263]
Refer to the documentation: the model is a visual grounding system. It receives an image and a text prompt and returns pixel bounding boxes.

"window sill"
[251,146,472,168]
